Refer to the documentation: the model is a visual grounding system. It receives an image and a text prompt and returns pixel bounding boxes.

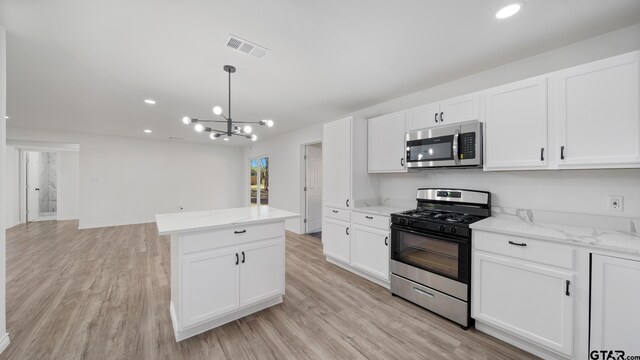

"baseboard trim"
[475,321,569,360]
[326,257,390,289]
[0,333,10,354]
[170,296,282,342]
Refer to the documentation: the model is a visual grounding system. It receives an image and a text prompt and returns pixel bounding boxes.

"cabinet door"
[182,247,240,328]
[473,253,574,357]
[351,225,389,281]
[553,51,640,168]
[323,117,351,209]
[240,239,284,307]
[368,112,407,173]
[322,218,350,263]
[438,93,480,125]
[406,103,440,131]
[484,77,548,170]
[591,255,640,355]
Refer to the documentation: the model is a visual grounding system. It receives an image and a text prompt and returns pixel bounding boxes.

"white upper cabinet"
[406,102,440,131]
[484,76,548,170]
[405,93,481,131]
[323,116,379,210]
[368,111,407,173]
[551,51,640,168]
[438,93,481,125]
[323,117,351,209]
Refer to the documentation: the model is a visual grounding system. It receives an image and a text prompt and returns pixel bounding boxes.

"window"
[250,156,269,206]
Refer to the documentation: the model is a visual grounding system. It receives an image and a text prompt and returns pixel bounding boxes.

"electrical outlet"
[177,206,184,211]
[608,196,623,212]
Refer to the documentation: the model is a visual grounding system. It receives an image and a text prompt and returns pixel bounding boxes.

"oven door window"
[406,135,454,163]
[391,227,469,283]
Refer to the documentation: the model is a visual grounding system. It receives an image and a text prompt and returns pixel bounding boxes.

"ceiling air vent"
[225,34,269,59]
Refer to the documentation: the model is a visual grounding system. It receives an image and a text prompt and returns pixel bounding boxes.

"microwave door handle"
[452,129,460,165]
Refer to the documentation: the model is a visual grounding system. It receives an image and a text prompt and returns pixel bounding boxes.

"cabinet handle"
[346,199,350,208]
[365,216,373,219]
[332,210,339,213]
[508,240,527,247]
[565,280,570,296]
[440,112,444,122]
[235,253,239,265]
[234,230,247,234]
[346,227,349,235]
[400,158,404,167]
[413,287,435,298]
[540,147,545,161]
[242,251,245,264]
[560,146,565,160]
[384,236,388,246]
[434,113,438,123]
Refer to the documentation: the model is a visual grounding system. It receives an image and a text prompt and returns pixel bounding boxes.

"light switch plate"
[608,195,623,212]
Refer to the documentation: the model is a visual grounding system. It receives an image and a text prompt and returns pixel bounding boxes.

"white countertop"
[352,205,409,217]
[471,211,640,256]
[156,206,300,235]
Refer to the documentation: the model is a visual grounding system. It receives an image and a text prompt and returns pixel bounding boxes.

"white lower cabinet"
[240,239,284,307]
[322,217,351,264]
[173,226,285,341]
[351,225,389,281]
[590,254,640,355]
[182,247,240,328]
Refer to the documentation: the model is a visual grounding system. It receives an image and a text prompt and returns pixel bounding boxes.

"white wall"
[56,151,79,220]
[6,127,245,229]
[5,146,19,228]
[244,123,323,233]
[0,24,9,352]
[243,23,640,228]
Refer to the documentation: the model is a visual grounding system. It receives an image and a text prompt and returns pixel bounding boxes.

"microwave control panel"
[459,132,476,159]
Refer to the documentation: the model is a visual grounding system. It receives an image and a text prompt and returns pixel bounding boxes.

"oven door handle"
[452,129,460,165]
[390,225,469,245]
[413,287,435,298]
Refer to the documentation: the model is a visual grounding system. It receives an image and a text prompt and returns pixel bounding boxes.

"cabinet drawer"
[474,231,574,269]
[323,207,350,222]
[180,222,284,254]
[351,211,390,230]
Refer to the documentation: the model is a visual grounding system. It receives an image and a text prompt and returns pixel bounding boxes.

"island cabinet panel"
[181,247,240,328]
[240,239,284,307]
[181,222,283,254]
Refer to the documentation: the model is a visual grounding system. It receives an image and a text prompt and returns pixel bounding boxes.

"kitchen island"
[156,206,299,341]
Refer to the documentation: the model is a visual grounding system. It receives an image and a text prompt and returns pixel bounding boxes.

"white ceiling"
[2,0,639,145]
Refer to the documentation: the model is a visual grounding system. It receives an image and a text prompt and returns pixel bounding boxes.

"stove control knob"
[407,220,414,226]
[399,219,406,225]
[438,225,446,232]
[449,227,457,235]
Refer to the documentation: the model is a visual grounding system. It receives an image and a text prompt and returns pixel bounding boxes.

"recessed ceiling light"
[4,116,8,119]
[144,99,156,105]
[223,137,230,141]
[144,129,152,133]
[496,3,522,19]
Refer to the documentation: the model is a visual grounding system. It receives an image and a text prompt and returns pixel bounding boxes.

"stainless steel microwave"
[405,120,482,168]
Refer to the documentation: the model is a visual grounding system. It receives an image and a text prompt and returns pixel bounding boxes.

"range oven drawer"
[390,273,469,327]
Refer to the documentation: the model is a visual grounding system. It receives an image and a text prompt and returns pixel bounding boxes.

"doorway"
[26,151,58,222]
[304,143,322,235]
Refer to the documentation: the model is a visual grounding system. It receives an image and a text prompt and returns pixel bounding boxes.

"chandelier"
[181,65,274,141]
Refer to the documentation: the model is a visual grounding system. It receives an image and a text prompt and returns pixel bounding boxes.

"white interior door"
[26,152,40,222]
[305,144,322,233]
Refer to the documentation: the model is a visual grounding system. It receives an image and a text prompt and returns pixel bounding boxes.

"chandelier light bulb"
[213,106,223,115]
[243,125,252,134]
[182,116,190,125]
[266,120,274,127]
[194,123,204,132]
[209,133,218,140]
[251,134,258,141]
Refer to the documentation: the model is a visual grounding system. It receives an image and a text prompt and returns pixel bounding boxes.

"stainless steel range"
[390,188,491,328]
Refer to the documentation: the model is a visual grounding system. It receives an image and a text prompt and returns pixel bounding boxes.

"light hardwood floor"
[1,221,538,360]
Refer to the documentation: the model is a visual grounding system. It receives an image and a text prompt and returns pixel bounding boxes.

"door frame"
[299,141,322,234]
